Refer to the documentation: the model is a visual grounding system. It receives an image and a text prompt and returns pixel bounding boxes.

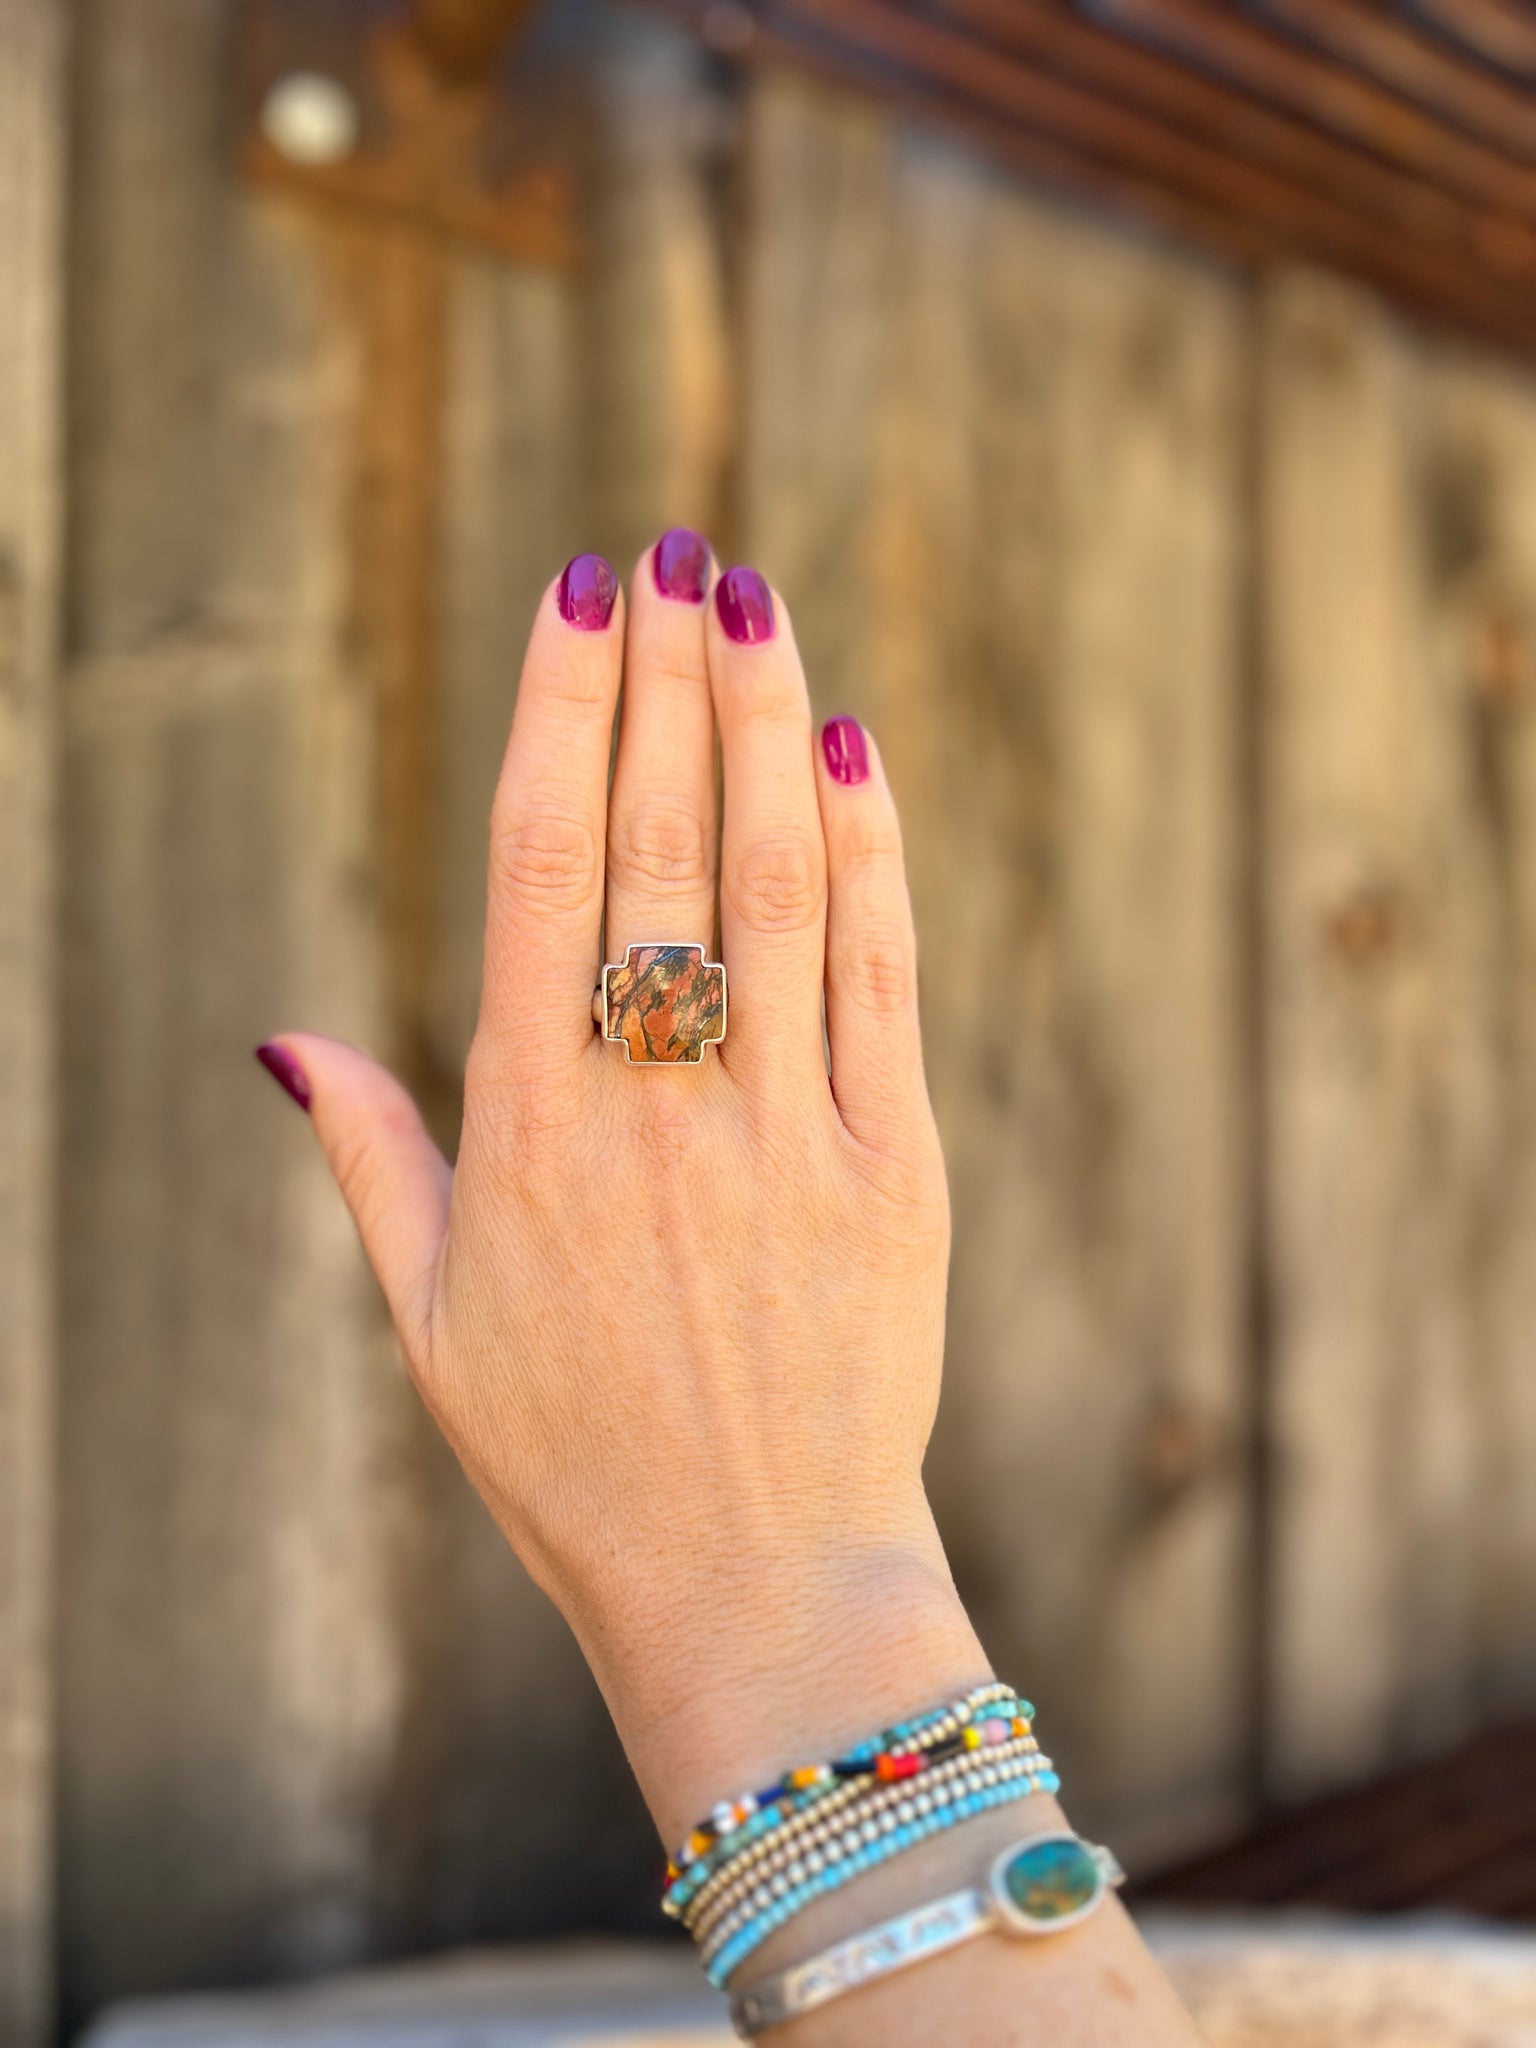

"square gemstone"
[604,944,726,1063]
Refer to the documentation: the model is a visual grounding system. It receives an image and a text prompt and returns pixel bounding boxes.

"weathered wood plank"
[0,4,65,2041]
[740,74,1251,1861]
[1410,344,1536,1717]
[59,0,409,2021]
[1259,268,1514,1794]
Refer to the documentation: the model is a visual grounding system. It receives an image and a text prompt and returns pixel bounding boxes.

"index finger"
[475,553,625,1080]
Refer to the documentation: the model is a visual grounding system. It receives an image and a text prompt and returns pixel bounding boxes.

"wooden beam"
[782,0,1536,342]
[1249,0,1536,160]
[950,0,1536,293]
[1086,0,1536,220]
[652,0,1536,361]
[1408,0,1536,84]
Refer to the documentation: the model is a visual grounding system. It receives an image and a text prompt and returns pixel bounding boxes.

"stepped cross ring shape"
[593,943,727,1065]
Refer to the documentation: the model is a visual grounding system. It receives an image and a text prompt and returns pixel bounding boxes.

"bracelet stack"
[662,1682,1064,1990]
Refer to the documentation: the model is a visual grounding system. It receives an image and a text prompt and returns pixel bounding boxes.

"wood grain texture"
[1261,269,1464,1794]
[1259,269,1536,1796]
[60,0,409,2022]
[0,4,64,2041]
[740,73,1251,1862]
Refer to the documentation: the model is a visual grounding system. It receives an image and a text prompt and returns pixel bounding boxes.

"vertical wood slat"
[741,74,1251,1861]
[1260,269,1536,1795]
[59,0,408,2022]
[1427,359,1536,1715]
[0,4,64,2042]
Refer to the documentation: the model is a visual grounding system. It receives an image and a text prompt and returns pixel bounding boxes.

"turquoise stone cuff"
[990,1832,1122,1935]
[728,1830,1123,2037]
[596,942,726,1064]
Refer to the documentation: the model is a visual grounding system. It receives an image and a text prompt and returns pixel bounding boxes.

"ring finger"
[602,529,721,1025]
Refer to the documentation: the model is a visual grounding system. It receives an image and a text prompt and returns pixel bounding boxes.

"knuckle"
[840,816,904,875]
[634,646,709,698]
[536,647,616,715]
[327,1123,376,1213]
[490,807,600,913]
[730,832,824,934]
[843,929,916,1017]
[846,1119,951,1231]
[734,677,811,732]
[609,800,712,892]
[327,1125,395,1252]
[463,1032,582,1147]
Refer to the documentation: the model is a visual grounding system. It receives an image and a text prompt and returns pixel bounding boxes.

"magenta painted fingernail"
[821,715,869,786]
[256,1042,312,1112]
[716,566,776,645]
[653,527,711,604]
[557,553,619,631]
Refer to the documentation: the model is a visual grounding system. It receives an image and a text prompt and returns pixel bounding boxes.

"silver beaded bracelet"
[727,1830,1124,2038]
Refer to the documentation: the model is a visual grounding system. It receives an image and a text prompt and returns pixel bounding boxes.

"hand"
[259,536,1206,2046]
[260,536,989,1843]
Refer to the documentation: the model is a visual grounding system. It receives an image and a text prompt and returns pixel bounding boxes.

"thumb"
[256,1032,452,1366]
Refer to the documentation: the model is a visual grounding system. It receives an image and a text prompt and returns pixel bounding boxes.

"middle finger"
[604,530,720,978]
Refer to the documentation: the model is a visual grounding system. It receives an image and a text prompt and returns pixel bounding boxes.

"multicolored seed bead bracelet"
[680,1724,1047,1933]
[671,1717,1043,1934]
[701,1750,1056,1987]
[664,1681,1028,1916]
[691,1738,1056,1956]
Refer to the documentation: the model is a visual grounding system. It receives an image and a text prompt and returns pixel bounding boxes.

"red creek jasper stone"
[603,945,726,1063]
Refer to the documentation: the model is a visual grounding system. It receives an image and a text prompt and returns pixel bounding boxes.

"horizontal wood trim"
[1088,0,1536,216]
[652,0,1536,359]
[1251,0,1536,158]
[1409,0,1536,85]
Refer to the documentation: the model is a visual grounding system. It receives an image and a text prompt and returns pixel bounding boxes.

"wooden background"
[4,0,1536,2038]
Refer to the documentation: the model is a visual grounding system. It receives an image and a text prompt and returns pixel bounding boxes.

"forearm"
[578,1537,1204,2048]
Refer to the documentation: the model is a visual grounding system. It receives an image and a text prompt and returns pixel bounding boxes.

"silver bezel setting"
[599,940,727,1064]
[987,1831,1108,1939]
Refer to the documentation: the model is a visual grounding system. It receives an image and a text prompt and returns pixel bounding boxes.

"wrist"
[570,1515,991,1848]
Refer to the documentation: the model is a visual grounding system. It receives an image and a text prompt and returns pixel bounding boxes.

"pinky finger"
[255,1033,452,1367]
[815,716,930,1152]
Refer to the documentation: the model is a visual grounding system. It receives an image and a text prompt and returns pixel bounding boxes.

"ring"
[592,943,727,1065]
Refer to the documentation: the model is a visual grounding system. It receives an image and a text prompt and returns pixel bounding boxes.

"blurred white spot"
[260,72,360,167]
